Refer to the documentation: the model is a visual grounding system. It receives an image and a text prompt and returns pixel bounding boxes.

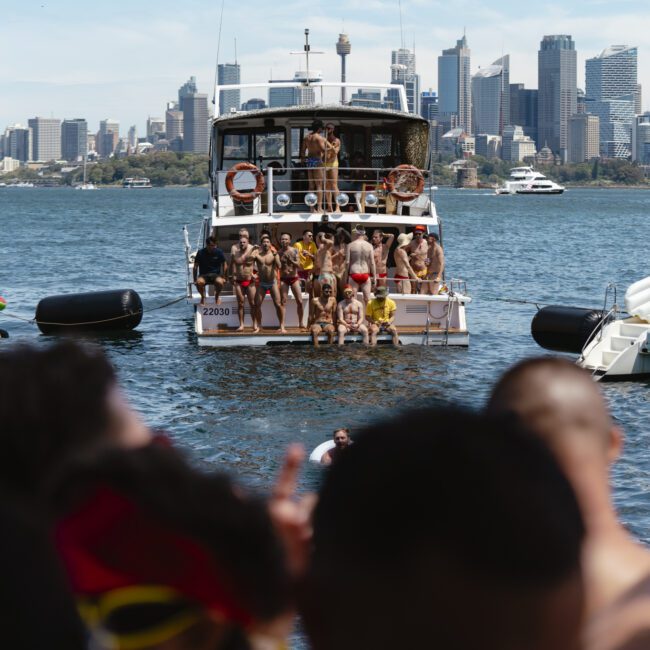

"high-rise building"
[146,117,165,141]
[538,35,577,158]
[336,33,351,103]
[585,45,638,158]
[567,113,600,162]
[502,124,536,162]
[438,35,471,133]
[420,90,438,121]
[475,134,501,159]
[241,98,266,111]
[509,84,538,145]
[28,117,61,162]
[218,63,241,115]
[166,109,184,142]
[632,112,650,163]
[390,48,420,114]
[183,93,210,154]
[128,126,138,150]
[350,89,384,109]
[97,119,119,158]
[472,56,509,136]
[178,76,198,114]
[4,125,32,162]
[61,119,88,161]
[269,83,297,108]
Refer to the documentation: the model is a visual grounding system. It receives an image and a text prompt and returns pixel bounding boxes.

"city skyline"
[1,0,649,132]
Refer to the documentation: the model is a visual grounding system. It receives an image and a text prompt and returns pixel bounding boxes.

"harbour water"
[2,186,650,543]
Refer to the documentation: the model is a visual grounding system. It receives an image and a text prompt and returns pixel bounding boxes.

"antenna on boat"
[211,0,226,112]
[291,29,323,88]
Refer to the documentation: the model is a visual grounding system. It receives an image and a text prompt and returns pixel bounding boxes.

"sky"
[1,0,648,135]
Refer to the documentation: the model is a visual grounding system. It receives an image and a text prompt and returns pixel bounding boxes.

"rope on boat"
[1,295,186,327]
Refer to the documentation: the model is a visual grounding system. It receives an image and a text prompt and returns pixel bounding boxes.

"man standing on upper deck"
[279,233,305,330]
[425,233,445,295]
[345,225,376,306]
[250,235,285,333]
[408,225,429,293]
[193,236,227,306]
[371,230,394,288]
[230,236,258,332]
[301,121,327,213]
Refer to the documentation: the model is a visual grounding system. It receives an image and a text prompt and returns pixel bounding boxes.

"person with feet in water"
[371,230,394,289]
[251,235,285,333]
[279,233,305,330]
[230,235,258,332]
[310,284,337,347]
[301,121,327,212]
[320,428,351,465]
[366,286,398,345]
[337,285,368,345]
[393,233,418,294]
[345,225,376,307]
[193,236,227,306]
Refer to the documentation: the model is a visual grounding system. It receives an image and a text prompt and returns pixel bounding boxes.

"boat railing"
[214,166,434,217]
[577,282,619,364]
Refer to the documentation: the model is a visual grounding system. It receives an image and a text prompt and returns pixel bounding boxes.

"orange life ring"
[385,164,425,202]
[225,162,265,203]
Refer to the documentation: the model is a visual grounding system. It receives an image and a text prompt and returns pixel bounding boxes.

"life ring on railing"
[225,162,265,203]
[385,164,425,202]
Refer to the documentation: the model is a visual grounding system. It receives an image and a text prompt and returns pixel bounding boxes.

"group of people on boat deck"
[192,222,445,338]
[3,340,650,650]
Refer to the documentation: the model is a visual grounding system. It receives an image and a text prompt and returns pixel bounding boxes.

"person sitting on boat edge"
[371,229,395,288]
[321,428,352,465]
[279,233,305,330]
[337,284,368,345]
[194,236,227,307]
[426,232,445,296]
[345,225,376,306]
[366,286,398,346]
[310,284,337,347]
[393,233,418,294]
[408,225,429,293]
[230,236,259,332]
[250,235,285,333]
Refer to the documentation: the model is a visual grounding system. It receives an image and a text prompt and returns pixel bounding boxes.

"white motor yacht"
[496,166,565,195]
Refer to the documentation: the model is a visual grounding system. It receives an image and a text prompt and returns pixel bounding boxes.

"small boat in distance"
[123,177,152,189]
[75,156,98,190]
[496,166,565,195]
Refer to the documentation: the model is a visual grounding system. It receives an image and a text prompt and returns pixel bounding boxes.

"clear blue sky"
[1,0,647,135]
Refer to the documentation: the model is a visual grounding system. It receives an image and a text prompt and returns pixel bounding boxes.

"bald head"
[487,358,614,456]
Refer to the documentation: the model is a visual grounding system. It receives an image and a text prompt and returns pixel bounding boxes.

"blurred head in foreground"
[51,445,291,650]
[302,406,585,650]
[0,341,151,500]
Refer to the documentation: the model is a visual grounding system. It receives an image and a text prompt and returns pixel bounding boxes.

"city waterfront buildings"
[502,124,537,162]
[97,119,119,158]
[632,113,650,163]
[218,63,241,115]
[3,125,32,163]
[336,33,351,103]
[567,113,600,162]
[241,98,266,111]
[420,90,438,121]
[165,109,184,147]
[538,35,577,159]
[178,77,198,114]
[471,55,509,136]
[28,117,61,162]
[390,47,420,114]
[438,35,472,134]
[61,119,88,162]
[183,93,209,154]
[509,84,538,145]
[475,133,501,159]
[585,45,638,158]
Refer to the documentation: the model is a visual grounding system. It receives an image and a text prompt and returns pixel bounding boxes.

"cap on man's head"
[343,284,354,293]
[375,286,389,298]
[413,225,427,233]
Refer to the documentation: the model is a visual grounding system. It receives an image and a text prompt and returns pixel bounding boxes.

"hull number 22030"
[202,307,230,316]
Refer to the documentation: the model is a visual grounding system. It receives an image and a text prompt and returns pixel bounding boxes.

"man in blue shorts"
[193,236,226,306]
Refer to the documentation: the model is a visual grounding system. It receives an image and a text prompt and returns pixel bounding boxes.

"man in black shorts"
[193,236,227,306]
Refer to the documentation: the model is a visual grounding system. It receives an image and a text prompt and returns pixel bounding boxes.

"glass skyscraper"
[390,48,420,114]
[438,36,471,133]
[218,63,241,115]
[471,55,509,136]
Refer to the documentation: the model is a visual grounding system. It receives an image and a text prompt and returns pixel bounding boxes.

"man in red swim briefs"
[230,235,259,332]
[371,229,394,288]
[345,224,376,306]
[278,233,305,329]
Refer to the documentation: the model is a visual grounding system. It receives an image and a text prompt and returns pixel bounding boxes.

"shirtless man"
[310,284,337,346]
[408,225,429,294]
[393,233,418,294]
[229,228,250,258]
[250,235,285,332]
[314,232,336,299]
[337,284,368,345]
[324,123,341,213]
[332,227,351,299]
[488,358,650,650]
[230,236,258,331]
[371,230,395,288]
[278,233,305,329]
[320,428,351,465]
[425,233,445,295]
[301,120,327,212]
[345,225,376,306]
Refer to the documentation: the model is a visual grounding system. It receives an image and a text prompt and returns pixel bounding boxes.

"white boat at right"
[496,166,565,195]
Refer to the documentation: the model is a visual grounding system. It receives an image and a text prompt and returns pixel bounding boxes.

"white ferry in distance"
[183,32,471,347]
[496,166,565,195]
[123,177,152,188]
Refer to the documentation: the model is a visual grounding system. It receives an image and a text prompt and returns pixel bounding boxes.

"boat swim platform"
[197,325,469,347]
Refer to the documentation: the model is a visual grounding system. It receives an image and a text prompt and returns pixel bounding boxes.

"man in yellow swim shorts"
[324,123,341,213]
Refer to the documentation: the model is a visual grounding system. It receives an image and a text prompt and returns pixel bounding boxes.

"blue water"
[2,186,650,542]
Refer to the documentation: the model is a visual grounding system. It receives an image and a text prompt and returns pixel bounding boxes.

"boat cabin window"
[221,128,286,174]
[370,129,400,168]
